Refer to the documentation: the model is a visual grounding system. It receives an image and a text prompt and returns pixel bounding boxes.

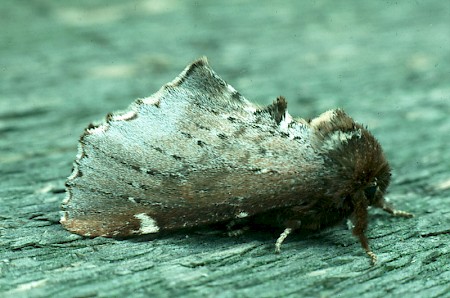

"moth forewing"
[61,57,413,263]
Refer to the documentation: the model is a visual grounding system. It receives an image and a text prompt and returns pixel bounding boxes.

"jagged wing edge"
[61,57,254,223]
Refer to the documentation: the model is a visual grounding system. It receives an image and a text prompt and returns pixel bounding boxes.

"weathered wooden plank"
[1,1,449,297]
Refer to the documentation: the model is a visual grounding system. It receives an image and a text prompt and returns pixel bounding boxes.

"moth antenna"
[275,227,293,253]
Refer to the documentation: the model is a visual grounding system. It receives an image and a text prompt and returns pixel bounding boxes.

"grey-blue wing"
[62,58,323,237]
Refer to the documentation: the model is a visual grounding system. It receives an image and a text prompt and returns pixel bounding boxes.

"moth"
[61,57,413,263]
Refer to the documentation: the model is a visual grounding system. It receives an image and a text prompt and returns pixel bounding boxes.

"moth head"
[310,109,391,207]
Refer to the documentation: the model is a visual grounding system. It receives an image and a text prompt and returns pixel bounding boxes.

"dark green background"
[1,1,449,297]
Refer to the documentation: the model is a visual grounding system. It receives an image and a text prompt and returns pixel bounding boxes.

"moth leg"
[226,219,250,237]
[353,228,377,264]
[349,211,377,263]
[376,200,414,218]
[353,191,377,264]
[367,251,377,264]
[275,228,292,253]
[381,204,414,218]
[274,220,301,253]
[227,226,250,237]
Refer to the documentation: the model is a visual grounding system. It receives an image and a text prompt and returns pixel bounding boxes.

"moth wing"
[62,58,321,237]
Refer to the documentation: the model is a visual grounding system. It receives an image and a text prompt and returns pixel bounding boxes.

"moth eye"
[364,185,378,202]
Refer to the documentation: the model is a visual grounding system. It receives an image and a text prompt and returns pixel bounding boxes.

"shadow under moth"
[61,57,413,264]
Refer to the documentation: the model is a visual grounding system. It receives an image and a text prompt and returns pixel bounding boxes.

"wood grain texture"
[1,1,449,297]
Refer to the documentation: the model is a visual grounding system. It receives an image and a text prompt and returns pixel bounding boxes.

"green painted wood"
[1,1,449,297]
